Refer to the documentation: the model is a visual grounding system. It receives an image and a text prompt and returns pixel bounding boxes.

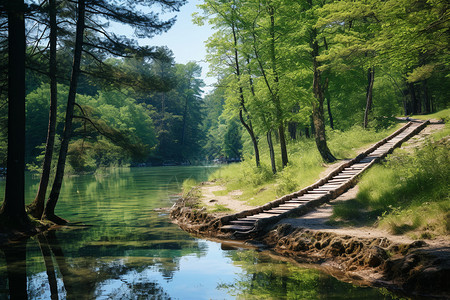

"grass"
[207,204,232,213]
[331,109,450,239]
[207,123,402,206]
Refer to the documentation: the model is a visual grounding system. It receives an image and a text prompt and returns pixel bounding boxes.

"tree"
[42,0,186,223]
[196,0,261,168]
[27,0,59,219]
[0,0,32,230]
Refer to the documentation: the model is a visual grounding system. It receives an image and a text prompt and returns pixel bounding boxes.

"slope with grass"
[206,124,403,208]
[331,110,449,239]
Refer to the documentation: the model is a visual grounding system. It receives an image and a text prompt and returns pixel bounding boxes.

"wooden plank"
[230,220,256,225]
[221,225,253,231]
[278,203,302,207]
[307,190,329,194]
[247,213,279,219]
[266,209,292,214]
[286,200,310,204]
[314,186,337,191]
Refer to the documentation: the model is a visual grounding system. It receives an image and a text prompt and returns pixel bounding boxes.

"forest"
[0,0,448,228]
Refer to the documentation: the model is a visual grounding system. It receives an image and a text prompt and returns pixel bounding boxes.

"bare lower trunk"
[278,123,288,167]
[363,67,375,129]
[304,126,310,138]
[0,0,31,230]
[423,80,431,114]
[239,109,260,167]
[326,95,334,129]
[267,130,276,174]
[28,0,58,219]
[409,82,420,114]
[43,0,86,224]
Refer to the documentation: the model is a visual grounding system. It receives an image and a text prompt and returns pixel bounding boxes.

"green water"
[0,166,402,299]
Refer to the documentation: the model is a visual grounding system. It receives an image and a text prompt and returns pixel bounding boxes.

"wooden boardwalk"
[218,120,429,239]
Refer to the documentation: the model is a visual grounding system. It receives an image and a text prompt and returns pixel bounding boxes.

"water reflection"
[219,250,400,299]
[0,167,405,299]
[1,241,28,299]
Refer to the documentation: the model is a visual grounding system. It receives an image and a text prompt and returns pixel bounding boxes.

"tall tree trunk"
[322,39,334,130]
[0,0,31,230]
[180,94,188,157]
[311,31,335,163]
[43,0,86,224]
[423,80,431,114]
[288,122,297,140]
[267,130,277,174]
[269,5,288,167]
[28,0,58,219]
[231,16,260,168]
[363,67,375,128]
[409,82,418,114]
[325,93,334,129]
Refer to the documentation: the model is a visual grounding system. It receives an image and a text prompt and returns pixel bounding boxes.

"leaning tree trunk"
[43,0,86,224]
[28,0,58,219]
[363,67,375,129]
[0,0,31,230]
[231,17,260,168]
[311,33,335,163]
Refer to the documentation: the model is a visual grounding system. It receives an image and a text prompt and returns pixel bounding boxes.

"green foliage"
[208,204,232,213]
[182,178,199,197]
[210,123,400,206]
[331,133,450,238]
[222,117,242,158]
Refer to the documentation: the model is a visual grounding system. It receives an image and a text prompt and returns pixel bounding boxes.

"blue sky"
[137,0,216,95]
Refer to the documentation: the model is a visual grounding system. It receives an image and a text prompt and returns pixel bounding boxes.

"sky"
[137,0,217,95]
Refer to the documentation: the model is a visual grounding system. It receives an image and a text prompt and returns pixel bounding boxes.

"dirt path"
[199,121,448,248]
[278,121,449,248]
[200,182,254,212]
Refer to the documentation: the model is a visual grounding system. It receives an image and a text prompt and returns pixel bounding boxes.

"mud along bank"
[170,195,450,299]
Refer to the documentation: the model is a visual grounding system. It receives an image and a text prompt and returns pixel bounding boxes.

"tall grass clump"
[182,178,199,197]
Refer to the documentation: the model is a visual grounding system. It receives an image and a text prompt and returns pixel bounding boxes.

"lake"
[0,166,401,299]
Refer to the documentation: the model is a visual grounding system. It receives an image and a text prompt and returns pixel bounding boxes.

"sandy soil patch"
[200,182,254,212]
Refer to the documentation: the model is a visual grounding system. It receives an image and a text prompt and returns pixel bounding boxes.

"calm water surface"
[0,166,402,299]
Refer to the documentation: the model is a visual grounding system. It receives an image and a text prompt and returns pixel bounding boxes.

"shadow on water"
[1,240,28,300]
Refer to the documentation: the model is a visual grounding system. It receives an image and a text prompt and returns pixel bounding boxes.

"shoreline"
[170,193,450,298]
[170,121,450,298]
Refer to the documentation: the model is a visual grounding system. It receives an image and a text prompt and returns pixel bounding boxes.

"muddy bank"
[262,223,450,298]
[170,198,450,298]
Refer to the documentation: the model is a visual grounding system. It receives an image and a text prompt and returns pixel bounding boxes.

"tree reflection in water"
[219,250,401,299]
[1,240,28,300]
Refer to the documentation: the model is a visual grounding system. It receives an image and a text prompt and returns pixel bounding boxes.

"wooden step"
[307,190,329,194]
[279,203,303,208]
[265,209,292,214]
[230,220,256,225]
[221,225,253,231]
[247,213,281,219]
